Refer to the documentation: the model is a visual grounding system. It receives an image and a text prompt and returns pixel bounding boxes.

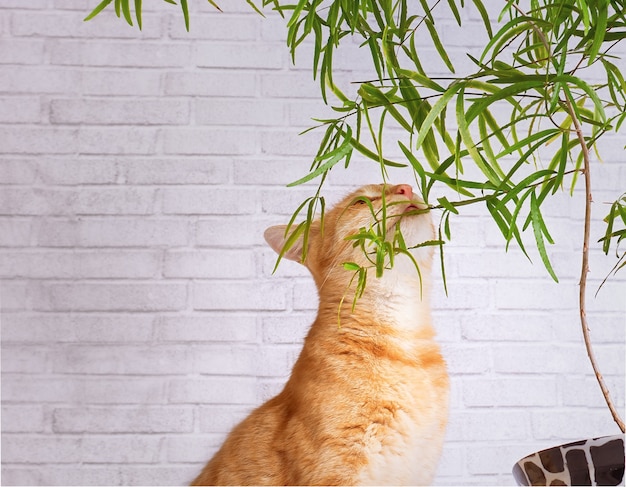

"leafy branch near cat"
[85,0,626,432]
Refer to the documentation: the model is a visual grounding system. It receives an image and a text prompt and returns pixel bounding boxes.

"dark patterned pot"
[512,435,625,486]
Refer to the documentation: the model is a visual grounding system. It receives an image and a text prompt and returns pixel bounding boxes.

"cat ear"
[264,224,308,263]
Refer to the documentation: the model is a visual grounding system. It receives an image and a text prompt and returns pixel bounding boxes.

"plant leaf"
[84,0,115,21]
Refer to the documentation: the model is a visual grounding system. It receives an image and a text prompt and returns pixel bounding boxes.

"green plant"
[86,0,625,432]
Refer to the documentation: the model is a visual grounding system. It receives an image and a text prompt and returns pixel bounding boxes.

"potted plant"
[86,0,625,483]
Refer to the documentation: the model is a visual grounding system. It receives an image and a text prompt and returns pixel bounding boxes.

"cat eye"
[353,196,379,206]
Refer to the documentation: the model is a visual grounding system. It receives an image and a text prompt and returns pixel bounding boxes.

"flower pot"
[512,435,624,486]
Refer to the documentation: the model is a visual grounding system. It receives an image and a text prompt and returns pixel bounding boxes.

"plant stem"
[566,96,625,433]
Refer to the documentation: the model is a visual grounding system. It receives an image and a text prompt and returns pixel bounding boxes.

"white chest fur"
[357,389,448,486]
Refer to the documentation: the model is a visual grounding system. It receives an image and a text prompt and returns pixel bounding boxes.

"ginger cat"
[191,183,449,486]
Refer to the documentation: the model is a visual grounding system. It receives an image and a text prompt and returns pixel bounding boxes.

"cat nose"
[394,184,413,199]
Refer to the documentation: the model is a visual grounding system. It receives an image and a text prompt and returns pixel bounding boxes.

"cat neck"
[314,258,434,337]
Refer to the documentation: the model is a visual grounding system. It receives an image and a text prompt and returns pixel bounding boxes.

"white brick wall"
[1,2,624,486]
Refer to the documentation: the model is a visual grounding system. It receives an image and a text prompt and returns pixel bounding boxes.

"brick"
[0,219,32,247]
[36,218,190,247]
[261,129,322,156]
[261,72,320,99]
[50,98,189,125]
[495,277,578,310]
[166,435,223,463]
[561,375,625,408]
[193,281,287,311]
[0,0,47,7]
[50,40,191,68]
[197,406,254,433]
[0,68,81,94]
[164,72,256,97]
[460,312,556,342]
[261,249,310,278]
[53,345,193,375]
[118,466,200,486]
[234,159,315,186]
[195,98,285,126]
[195,217,268,248]
[492,344,590,375]
[1,377,82,403]
[193,345,258,375]
[462,378,557,407]
[1,436,81,463]
[161,187,256,215]
[260,187,321,215]
[257,379,287,402]
[0,314,154,343]
[0,468,42,486]
[262,315,310,344]
[82,378,166,404]
[164,249,255,278]
[36,159,118,185]
[292,280,318,310]
[53,407,193,433]
[10,467,117,486]
[168,378,257,404]
[0,280,31,311]
[78,127,157,155]
[81,436,162,463]
[1,406,45,433]
[154,315,258,343]
[169,14,258,40]
[11,11,162,39]
[121,158,229,185]
[38,282,187,312]
[531,409,621,441]
[0,159,37,184]
[0,250,160,279]
[0,187,155,216]
[441,344,492,375]
[195,42,284,69]
[448,410,530,442]
[162,128,257,155]
[82,69,162,96]
[0,39,44,64]
[1,347,48,373]
[0,97,40,123]
[2,127,78,154]
[466,444,537,476]
[258,346,300,377]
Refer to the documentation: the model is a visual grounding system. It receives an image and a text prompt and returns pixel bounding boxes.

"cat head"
[264,184,435,290]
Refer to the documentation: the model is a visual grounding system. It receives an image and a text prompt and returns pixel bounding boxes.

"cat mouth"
[402,202,427,215]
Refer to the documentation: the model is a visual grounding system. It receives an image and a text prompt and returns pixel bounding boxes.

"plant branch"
[565,96,625,433]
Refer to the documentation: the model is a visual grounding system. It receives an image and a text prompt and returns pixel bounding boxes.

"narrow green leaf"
[343,262,362,272]
[456,86,501,185]
[398,141,428,202]
[134,0,142,29]
[446,0,461,26]
[272,221,306,273]
[245,0,264,16]
[180,0,189,31]
[121,0,133,26]
[413,82,462,154]
[530,191,558,282]
[425,18,455,73]
[206,0,223,12]
[84,0,115,21]
[471,0,493,38]
[287,128,353,186]
[437,196,459,215]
